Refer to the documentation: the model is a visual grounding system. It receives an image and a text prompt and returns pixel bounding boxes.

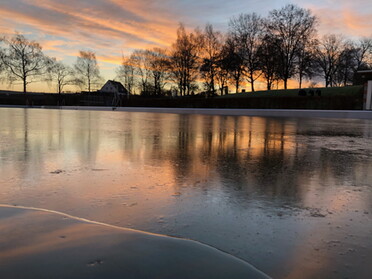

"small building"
[354,70,372,85]
[355,70,372,110]
[99,80,128,95]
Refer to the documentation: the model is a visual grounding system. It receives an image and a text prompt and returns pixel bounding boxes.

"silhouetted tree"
[222,36,245,93]
[0,34,52,93]
[266,4,317,89]
[116,54,135,94]
[229,13,263,92]
[215,43,231,95]
[315,34,345,87]
[336,42,357,86]
[257,35,281,90]
[199,24,223,95]
[74,50,102,92]
[296,39,318,88]
[49,60,74,94]
[353,37,372,70]
[0,50,3,74]
[147,48,170,96]
[170,24,202,96]
[131,49,151,95]
[333,37,372,86]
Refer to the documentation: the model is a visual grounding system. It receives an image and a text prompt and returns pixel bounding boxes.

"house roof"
[106,80,127,92]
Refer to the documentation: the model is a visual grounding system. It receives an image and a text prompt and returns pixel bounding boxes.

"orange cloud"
[342,10,372,36]
[0,0,178,59]
[304,2,372,38]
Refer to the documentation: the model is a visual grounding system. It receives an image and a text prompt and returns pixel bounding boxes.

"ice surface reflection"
[0,108,371,278]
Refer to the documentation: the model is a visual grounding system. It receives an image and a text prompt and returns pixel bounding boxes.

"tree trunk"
[283,78,288,90]
[88,76,91,93]
[267,80,271,91]
[23,76,28,106]
[23,77,27,93]
[235,80,239,93]
[325,78,329,88]
[343,71,347,87]
[250,72,255,92]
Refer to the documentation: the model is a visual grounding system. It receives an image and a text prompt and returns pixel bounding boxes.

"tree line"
[1,4,371,95]
[0,36,102,94]
[118,4,372,96]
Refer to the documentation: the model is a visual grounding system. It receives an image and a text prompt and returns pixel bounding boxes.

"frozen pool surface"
[0,108,371,278]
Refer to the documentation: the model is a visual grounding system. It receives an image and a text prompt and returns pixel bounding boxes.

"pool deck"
[46,106,372,119]
[1,105,372,119]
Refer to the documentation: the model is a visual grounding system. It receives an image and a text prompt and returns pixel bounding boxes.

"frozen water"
[0,108,371,278]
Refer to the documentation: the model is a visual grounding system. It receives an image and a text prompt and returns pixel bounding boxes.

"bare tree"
[353,37,372,70]
[229,13,263,92]
[215,41,231,95]
[296,39,317,88]
[257,35,281,90]
[116,54,135,94]
[266,4,317,89]
[315,34,345,87]
[131,49,151,95]
[0,34,52,93]
[222,37,245,93]
[74,50,102,92]
[146,48,170,96]
[336,41,358,86]
[170,24,202,96]
[0,49,3,74]
[49,60,74,94]
[199,24,223,95]
[333,37,372,86]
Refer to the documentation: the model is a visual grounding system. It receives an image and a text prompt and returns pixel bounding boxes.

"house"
[355,70,372,86]
[99,80,128,95]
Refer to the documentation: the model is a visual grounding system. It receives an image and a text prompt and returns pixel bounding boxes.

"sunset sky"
[0,0,371,92]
